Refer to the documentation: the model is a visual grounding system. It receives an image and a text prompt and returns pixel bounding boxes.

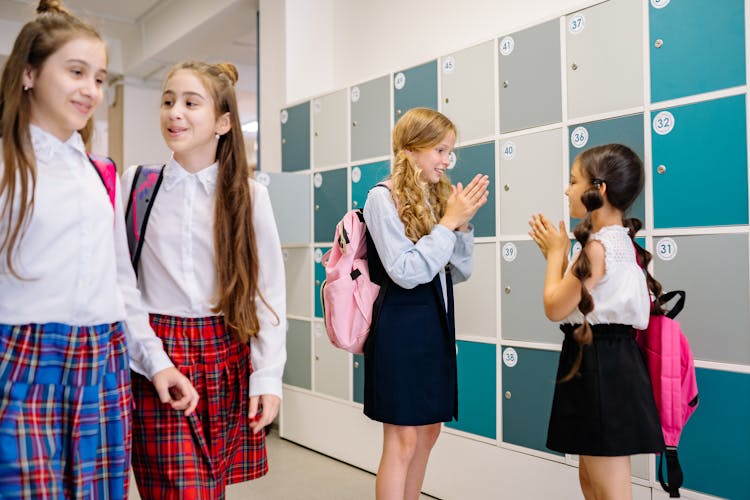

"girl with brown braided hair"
[122,61,285,498]
[363,107,489,500]
[529,144,664,499]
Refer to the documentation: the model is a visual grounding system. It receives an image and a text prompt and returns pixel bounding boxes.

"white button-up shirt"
[121,158,287,398]
[0,125,173,378]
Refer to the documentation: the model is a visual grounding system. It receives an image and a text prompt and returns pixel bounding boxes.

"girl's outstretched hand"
[440,174,490,231]
[528,213,570,260]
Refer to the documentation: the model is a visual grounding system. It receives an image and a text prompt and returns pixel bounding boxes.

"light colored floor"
[129,429,437,499]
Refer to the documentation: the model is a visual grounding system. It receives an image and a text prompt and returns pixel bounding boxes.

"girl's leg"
[403,423,441,500]
[579,458,597,500]
[579,455,632,500]
[376,424,419,500]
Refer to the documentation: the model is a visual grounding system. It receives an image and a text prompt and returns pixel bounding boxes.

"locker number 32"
[653,111,675,136]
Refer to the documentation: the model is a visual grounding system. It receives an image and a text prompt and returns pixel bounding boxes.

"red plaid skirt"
[131,315,267,500]
[0,322,132,499]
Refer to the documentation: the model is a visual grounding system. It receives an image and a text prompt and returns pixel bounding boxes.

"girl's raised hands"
[528,213,570,260]
[440,174,490,231]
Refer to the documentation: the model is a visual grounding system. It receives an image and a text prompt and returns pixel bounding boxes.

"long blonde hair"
[164,61,277,343]
[0,0,103,277]
[390,108,455,242]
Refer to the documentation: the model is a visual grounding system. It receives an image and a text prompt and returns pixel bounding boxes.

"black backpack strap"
[659,290,686,319]
[124,164,165,275]
[658,447,684,498]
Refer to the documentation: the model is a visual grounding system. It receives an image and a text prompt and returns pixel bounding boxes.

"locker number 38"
[503,348,518,368]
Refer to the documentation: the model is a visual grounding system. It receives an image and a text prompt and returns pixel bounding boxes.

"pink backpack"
[636,290,699,498]
[320,208,382,354]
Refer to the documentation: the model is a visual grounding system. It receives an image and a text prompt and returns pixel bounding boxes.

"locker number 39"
[656,237,678,261]
[502,243,518,262]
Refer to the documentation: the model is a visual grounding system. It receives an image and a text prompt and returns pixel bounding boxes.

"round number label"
[314,248,323,263]
[571,126,589,149]
[502,243,518,262]
[313,99,322,113]
[656,238,678,261]
[280,109,288,124]
[499,36,515,56]
[256,172,270,186]
[502,141,516,160]
[569,14,585,34]
[313,173,323,188]
[350,86,360,103]
[394,72,406,90]
[653,111,675,136]
[651,0,671,8]
[351,166,362,183]
[442,56,456,74]
[282,249,289,261]
[314,323,323,338]
[448,151,457,170]
[502,347,518,368]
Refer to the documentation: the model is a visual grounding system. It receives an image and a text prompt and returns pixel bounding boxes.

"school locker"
[350,76,391,162]
[351,160,391,210]
[283,319,312,390]
[312,90,349,168]
[451,142,496,237]
[313,168,348,244]
[445,341,497,439]
[394,60,438,122]
[264,172,311,244]
[281,101,310,172]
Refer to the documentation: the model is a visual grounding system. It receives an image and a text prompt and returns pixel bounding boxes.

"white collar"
[162,156,218,195]
[30,124,86,164]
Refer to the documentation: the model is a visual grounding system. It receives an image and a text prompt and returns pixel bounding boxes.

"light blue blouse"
[363,186,474,309]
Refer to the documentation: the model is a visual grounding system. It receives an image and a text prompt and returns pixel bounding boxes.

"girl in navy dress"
[529,144,664,499]
[363,107,489,500]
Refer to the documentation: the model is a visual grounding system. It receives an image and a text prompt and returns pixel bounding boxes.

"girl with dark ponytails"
[529,144,664,499]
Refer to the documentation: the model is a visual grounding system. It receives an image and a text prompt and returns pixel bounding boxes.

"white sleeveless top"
[562,225,650,330]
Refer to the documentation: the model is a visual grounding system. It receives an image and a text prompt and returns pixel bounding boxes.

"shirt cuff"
[133,349,175,380]
[249,375,284,399]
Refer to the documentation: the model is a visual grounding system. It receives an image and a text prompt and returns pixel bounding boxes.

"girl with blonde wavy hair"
[363,107,489,500]
[122,60,286,498]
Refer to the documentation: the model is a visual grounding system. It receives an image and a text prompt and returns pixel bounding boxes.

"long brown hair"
[0,0,102,277]
[164,61,277,342]
[390,108,454,242]
[561,144,663,382]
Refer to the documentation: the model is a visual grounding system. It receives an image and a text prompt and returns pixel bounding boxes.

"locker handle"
[315,204,320,211]
[315,355,320,361]
[504,184,510,192]
[505,286,511,295]
[502,80,509,88]
[315,279,321,285]
[353,200,359,207]
[282,138,286,144]
[444,97,450,104]
[396,109,402,115]
[354,361,360,368]
[352,121,357,127]
[571,63,578,71]
[504,391,512,400]
[314,131,319,137]
[657,165,667,175]
[654,38,664,49]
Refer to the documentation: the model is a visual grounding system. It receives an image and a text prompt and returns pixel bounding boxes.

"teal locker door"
[650,0,745,102]
[351,76,391,162]
[313,168,348,243]
[266,172,311,244]
[283,319,311,390]
[501,346,561,455]
[652,234,750,365]
[281,102,310,172]
[498,19,562,133]
[353,354,365,404]
[678,368,750,499]
[351,160,391,210]
[445,341,496,439]
[568,114,645,225]
[452,142,496,237]
[566,0,643,119]
[313,247,330,319]
[283,247,312,318]
[394,60,438,122]
[500,241,561,344]
[652,95,748,228]
[440,41,496,142]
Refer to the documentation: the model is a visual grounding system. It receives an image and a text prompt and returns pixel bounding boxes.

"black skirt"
[546,323,665,456]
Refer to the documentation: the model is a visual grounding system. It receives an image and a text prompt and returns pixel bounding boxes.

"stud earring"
[215,133,220,140]
[23,85,29,92]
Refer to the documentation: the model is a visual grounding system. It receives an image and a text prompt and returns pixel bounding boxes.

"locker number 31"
[656,237,678,261]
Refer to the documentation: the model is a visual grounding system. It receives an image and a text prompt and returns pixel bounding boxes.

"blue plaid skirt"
[0,322,132,499]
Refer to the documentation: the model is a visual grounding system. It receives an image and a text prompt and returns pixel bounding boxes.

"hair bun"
[37,0,70,15]
[215,62,239,85]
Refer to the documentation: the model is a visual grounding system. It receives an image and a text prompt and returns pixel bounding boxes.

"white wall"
[122,83,171,169]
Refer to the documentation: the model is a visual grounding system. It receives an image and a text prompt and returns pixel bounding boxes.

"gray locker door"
[499,128,564,236]
[312,90,349,169]
[283,319,311,390]
[498,19,562,133]
[454,243,497,340]
[440,40,496,143]
[283,247,312,318]
[500,240,562,344]
[266,173,311,244]
[652,234,750,365]
[566,0,643,119]
[350,76,391,162]
[313,322,349,400]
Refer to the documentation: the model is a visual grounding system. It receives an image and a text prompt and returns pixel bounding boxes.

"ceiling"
[0,0,259,123]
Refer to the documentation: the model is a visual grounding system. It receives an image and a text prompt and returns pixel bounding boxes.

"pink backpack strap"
[88,153,117,209]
